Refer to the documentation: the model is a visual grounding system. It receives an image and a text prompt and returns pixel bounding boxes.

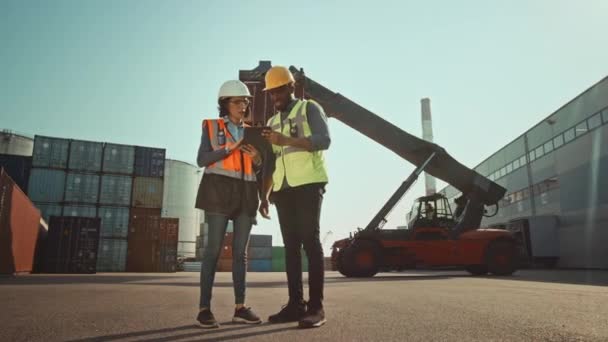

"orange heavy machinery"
[240,62,518,278]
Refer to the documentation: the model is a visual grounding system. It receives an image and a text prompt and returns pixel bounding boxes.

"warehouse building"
[439,76,608,269]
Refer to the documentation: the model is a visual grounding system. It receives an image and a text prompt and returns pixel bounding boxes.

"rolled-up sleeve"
[306,101,331,151]
[197,122,228,168]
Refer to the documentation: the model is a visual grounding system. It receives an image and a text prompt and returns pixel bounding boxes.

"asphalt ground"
[1,270,607,342]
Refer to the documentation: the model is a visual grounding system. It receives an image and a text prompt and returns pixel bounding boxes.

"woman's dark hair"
[218,97,251,118]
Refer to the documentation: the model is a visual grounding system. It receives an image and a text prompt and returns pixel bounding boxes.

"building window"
[602,109,608,123]
[535,145,544,159]
[564,128,575,143]
[540,192,549,205]
[588,113,602,130]
[499,167,506,178]
[519,155,527,167]
[513,158,520,170]
[553,134,564,149]
[528,150,536,162]
[544,140,554,154]
[506,163,513,174]
[576,121,588,137]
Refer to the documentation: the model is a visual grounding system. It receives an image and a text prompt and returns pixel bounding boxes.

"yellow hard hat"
[263,66,295,91]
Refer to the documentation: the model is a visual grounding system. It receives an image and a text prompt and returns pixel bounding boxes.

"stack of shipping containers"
[97,143,134,272]
[26,135,178,273]
[126,147,179,272]
[271,246,309,273]
[248,235,272,272]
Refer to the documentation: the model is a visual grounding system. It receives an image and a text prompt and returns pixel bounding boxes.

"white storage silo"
[162,159,204,258]
[0,130,34,156]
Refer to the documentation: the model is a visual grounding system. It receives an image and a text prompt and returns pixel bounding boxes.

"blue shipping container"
[103,143,135,174]
[64,172,99,204]
[248,246,272,259]
[32,136,70,169]
[0,154,32,192]
[98,206,130,238]
[96,238,127,272]
[63,205,97,218]
[35,202,63,223]
[28,168,66,202]
[134,146,165,177]
[248,259,272,272]
[99,175,132,206]
[249,234,272,247]
[69,140,103,172]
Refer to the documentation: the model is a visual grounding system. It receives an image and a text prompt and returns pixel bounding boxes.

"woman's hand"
[240,144,261,165]
[226,138,244,153]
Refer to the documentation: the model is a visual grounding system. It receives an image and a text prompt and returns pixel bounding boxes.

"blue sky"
[2,0,607,251]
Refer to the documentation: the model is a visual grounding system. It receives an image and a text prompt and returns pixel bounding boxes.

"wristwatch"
[224,146,230,154]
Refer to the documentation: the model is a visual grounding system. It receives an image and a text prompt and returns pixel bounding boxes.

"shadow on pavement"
[2,270,606,288]
[67,322,296,342]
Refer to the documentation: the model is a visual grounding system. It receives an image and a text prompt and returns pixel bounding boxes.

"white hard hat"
[218,80,252,100]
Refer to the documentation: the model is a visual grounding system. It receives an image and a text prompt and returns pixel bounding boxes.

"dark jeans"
[273,183,325,309]
[200,212,253,309]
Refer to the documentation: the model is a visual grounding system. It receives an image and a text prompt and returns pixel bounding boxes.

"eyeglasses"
[229,99,250,106]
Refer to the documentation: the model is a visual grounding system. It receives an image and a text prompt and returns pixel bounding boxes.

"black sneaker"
[197,309,219,329]
[298,307,326,329]
[232,307,262,324]
[268,301,307,323]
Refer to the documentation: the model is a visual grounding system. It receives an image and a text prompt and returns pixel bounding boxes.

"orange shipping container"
[0,169,43,275]
[216,258,232,272]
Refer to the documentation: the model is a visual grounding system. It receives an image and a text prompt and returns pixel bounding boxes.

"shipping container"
[248,259,272,272]
[0,154,32,192]
[35,202,63,224]
[126,239,159,272]
[159,218,179,272]
[132,177,164,208]
[98,206,129,238]
[103,143,135,174]
[32,136,70,169]
[68,140,103,172]
[134,146,165,177]
[63,205,97,218]
[64,172,99,204]
[216,258,232,272]
[220,245,232,259]
[128,208,162,241]
[32,218,49,273]
[44,216,101,274]
[0,169,43,274]
[158,245,177,272]
[248,246,272,259]
[271,247,308,272]
[96,238,127,272]
[27,168,66,202]
[249,234,272,247]
[99,175,132,206]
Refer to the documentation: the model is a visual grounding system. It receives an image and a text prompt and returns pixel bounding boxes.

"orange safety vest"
[203,119,256,182]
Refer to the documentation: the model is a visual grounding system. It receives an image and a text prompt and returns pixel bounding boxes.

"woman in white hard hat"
[194,80,263,328]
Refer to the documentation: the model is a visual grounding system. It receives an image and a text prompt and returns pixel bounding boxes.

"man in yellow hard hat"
[260,66,330,329]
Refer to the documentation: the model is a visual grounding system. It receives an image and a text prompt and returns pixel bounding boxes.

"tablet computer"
[243,126,272,151]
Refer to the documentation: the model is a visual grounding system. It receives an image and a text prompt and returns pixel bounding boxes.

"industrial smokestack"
[421,98,436,195]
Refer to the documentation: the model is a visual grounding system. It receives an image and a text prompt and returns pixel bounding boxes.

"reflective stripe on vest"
[203,119,256,182]
[267,99,328,191]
